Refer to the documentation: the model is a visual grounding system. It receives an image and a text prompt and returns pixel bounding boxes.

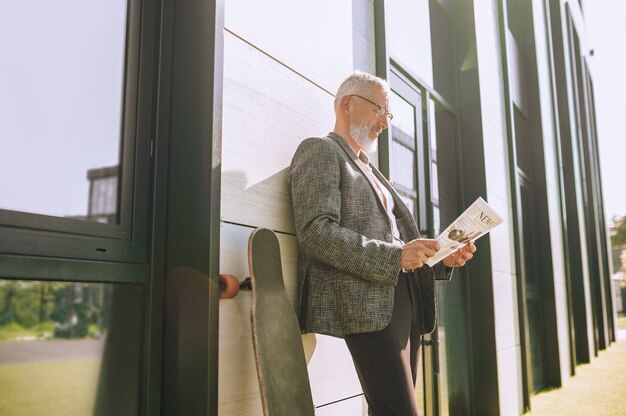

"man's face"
[348,85,390,151]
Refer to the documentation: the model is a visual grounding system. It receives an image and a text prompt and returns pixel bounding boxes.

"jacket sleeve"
[288,137,402,287]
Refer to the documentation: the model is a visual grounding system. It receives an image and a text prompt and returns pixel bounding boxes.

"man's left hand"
[442,242,477,267]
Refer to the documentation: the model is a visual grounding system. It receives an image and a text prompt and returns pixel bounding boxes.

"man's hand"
[442,242,477,267]
[400,239,440,269]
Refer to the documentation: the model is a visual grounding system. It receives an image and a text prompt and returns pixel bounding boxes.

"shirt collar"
[357,149,370,164]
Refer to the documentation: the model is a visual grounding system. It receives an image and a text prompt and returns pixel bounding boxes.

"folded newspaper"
[426,197,503,267]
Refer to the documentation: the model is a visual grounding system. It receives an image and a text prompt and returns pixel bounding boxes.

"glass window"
[390,91,416,138]
[0,1,128,222]
[431,161,440,205]
[514,107,533,176]
[429,0,455,103]
[429,100,441,234]
[433,205,441,236]
[387,0,434,85]
[88,167,119,224]
[0,279,144,415]
[391,141,416,190]
[429,100,438,154]
[400,195,416,220]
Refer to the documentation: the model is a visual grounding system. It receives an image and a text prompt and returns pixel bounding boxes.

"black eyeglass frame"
[349,94,394,121]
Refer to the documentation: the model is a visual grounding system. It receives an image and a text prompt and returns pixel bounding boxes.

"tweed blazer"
[288,133,451,338]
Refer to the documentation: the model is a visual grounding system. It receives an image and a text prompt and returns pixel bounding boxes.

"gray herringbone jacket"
[288,133,451,338]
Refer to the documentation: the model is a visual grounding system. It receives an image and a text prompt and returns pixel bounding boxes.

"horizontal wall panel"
[316,394,367,416]
[219,222,299,305]
[221,32,335,233]
[218,223,361,412]
[218,290,263,416]
[224,0,352,92]
[218,223,306,415]
[308,334,362,407]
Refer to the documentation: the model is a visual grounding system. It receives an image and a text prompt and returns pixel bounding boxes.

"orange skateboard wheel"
[219,274,240,299]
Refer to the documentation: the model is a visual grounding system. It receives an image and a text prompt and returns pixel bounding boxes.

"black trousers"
[344,273,424,416]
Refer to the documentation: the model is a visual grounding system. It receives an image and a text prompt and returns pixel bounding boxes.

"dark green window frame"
[0,0,156,282]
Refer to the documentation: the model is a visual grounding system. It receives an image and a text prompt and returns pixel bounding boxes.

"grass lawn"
[0,359,101,416]
[0,322,54,342]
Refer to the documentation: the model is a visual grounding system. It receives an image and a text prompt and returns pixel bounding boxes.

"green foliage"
[611,215,626,246]
[0,281,109,341]
[0,322,27,341]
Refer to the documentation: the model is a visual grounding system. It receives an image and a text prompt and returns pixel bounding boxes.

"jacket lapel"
[328,134,389,215]
[328,133,421,241]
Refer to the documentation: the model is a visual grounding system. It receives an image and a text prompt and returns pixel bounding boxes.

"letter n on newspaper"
[426,197,504,267]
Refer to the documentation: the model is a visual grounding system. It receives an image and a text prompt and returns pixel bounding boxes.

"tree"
[610,215,626,246]
[0,281,18,325]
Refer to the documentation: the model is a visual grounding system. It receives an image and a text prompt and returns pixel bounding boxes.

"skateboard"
[248,228,315,416]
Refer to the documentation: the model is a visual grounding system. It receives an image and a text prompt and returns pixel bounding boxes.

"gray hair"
[334,71,390,111]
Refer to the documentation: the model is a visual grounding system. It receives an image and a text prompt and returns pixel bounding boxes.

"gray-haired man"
[288,72,475,415]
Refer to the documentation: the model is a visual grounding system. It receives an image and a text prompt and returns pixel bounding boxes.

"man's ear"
[340,95,352,115]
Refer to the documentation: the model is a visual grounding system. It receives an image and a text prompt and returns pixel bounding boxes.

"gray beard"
[349,123,376,154]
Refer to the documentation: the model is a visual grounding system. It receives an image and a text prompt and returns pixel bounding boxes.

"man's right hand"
[400,239,440,270]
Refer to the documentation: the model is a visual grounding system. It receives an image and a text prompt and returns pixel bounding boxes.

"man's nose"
[378,116,388,130]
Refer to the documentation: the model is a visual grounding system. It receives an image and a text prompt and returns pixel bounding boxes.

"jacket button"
[385,233,392,241]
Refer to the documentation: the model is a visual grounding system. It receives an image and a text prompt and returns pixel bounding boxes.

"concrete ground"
[527,324,626,416]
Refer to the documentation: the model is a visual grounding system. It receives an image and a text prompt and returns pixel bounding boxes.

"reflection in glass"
[87,166,119,224]
[438,325,450,415]
[429,100,438,153]
[390,91,416,138]
[391,141,416,190]
[0,280,143,415]
[0,1,127,222]
[431,161,439,204]
[429,99,443,237]
[433,207,441,236]
[400,195,416,220]
[387,0,434,85]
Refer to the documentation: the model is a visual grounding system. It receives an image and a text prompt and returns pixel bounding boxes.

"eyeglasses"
[349,94,394,121]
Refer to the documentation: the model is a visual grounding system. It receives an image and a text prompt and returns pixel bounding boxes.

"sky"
[0,1,126,219]
[585,0,626,222]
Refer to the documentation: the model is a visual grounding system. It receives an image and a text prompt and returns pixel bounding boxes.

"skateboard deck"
[249,228,315,416]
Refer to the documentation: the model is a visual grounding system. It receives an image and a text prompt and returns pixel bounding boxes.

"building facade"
[0,0,615,415]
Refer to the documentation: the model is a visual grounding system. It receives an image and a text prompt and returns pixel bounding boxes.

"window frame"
[0,0,153,273]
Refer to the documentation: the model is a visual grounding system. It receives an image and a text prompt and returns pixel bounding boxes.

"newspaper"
[426,197,503,267]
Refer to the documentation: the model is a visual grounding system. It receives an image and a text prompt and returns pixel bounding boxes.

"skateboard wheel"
[219,274,240,299]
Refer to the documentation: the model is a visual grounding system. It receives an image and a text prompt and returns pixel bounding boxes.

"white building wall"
[218,1,369,414]
[216,0,596,414]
